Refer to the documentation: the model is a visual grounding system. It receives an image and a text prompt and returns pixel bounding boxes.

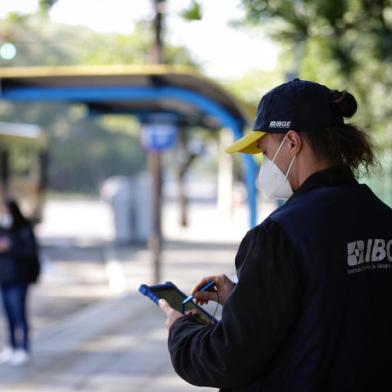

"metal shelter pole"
[149,0,165,283]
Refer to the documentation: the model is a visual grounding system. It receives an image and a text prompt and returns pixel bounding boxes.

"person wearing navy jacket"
[0,199,40,366]
[159,79,392,391]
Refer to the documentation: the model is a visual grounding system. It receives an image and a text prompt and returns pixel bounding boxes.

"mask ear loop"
[284,155,296,180]
[271,134,288,162]
[272,133,296,180]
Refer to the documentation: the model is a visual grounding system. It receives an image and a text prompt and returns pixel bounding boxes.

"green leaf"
[181,1,203,21]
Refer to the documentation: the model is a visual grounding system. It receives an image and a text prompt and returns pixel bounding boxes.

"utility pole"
[149,0,165,283]
[152,0,164,64]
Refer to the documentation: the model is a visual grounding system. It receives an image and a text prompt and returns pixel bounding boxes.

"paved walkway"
[0,197,269,391]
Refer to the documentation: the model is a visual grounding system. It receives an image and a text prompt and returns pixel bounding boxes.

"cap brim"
[225,131,266,154]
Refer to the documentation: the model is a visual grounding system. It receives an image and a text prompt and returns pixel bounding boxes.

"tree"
[0,11,199,195]
[240,0,392,138]
[38,0,59,15]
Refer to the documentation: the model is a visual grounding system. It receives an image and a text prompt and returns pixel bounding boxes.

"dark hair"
[273,89,378,177]
[5,199,30,230]
[329,89,358,118]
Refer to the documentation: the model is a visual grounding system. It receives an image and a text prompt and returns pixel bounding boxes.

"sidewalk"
[0,198,259,391]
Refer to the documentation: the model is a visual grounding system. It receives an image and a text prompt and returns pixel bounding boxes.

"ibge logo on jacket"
[347,239,392,274]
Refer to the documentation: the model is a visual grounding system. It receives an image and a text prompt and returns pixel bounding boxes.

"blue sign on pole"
[141,124,177,151]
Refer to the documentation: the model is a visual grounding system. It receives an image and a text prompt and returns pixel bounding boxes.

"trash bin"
[100,173,151,244]
[100,176,133,244]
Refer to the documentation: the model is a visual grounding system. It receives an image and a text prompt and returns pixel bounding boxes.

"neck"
[290,159,332,191]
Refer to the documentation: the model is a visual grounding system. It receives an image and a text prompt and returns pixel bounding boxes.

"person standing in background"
[0,199,40,366]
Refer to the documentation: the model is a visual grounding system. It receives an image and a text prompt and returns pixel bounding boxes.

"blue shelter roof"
[0,65,258,227]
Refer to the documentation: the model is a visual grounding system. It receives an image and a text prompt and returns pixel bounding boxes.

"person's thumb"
[159,299,170,314]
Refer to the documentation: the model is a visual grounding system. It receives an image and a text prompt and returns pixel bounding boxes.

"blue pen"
[182,280,216,306]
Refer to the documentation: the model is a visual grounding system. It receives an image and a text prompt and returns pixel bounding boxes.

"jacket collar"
[287,165,357,203]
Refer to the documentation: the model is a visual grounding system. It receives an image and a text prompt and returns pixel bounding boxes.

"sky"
[0,0,279,79]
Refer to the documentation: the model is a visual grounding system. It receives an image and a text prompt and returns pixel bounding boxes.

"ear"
[286,130,302,156]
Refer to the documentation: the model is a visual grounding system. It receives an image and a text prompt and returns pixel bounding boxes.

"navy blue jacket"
[0,224,40,285]
[168,166,392,391]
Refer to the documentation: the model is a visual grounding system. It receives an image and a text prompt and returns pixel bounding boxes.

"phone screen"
[150,286,215,324]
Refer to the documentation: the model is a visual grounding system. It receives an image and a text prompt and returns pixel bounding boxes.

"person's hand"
[191,274,235,306]
[159,299,183,330]
[0,238,10,253]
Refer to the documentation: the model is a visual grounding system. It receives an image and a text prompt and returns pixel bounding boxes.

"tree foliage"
[241,0,392,141]
[0,11,199,194]
[38,0,59,15]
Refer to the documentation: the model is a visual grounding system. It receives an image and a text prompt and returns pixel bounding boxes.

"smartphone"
[139,281,217,325]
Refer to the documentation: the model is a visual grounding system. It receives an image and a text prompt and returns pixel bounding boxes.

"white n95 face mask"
[256,136,296,201]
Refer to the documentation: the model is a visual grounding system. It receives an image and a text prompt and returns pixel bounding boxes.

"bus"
[0,122,48,223]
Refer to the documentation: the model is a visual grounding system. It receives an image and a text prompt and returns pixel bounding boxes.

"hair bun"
[330,89,357,118]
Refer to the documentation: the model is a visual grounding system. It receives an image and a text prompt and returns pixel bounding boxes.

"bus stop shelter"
[0,65,258,227]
